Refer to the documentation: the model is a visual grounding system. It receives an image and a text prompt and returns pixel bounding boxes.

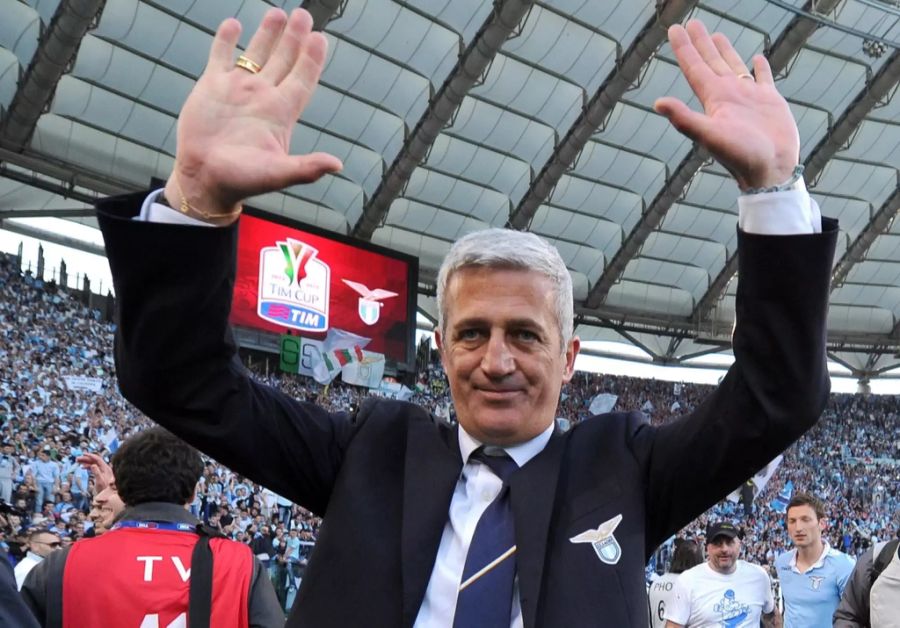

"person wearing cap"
[664,522,779,627]
[774,493,854,627]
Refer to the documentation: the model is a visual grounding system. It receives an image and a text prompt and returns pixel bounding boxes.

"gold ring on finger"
[737,73,754,80]
[235,55,262,74]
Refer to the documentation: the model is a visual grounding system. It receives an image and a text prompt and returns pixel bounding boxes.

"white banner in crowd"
[589,393,618,415]
[727,454,783,503]
[752,454,783,495]
[63,376,104,393]
[340,351,386,389]
[374,380,414,401]
[281,329,387,388]
[280,335,323,379]
[311,329,371,384]
[100,428,120,453]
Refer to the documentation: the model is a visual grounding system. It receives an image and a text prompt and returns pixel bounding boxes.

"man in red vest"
[20,427,283,627]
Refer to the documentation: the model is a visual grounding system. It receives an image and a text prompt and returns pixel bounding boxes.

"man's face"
[436,267,579,446]
[29,533,61,557]
[92,486,125,532]
[707,535,741,574]
[787,504,825,549]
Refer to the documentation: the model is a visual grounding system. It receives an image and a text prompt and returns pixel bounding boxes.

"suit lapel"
[401,420,462,628]
[510,433,565,628]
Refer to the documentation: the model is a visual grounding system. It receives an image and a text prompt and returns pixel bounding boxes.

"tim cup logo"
[258,238,330,332]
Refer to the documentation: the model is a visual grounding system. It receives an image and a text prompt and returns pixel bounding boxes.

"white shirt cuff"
[137,188,215,227]
[136,186,822,236]
[737,179,821,235]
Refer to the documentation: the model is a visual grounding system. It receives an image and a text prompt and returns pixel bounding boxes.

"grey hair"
[436,228,574,351]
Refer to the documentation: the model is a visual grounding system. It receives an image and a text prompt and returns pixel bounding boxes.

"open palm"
[167,9,342,220]
[655,21,800,190]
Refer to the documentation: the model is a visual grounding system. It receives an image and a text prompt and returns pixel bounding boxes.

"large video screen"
[230,209,418,367]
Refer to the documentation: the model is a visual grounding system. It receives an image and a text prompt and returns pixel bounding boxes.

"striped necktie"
[453,447,519,628]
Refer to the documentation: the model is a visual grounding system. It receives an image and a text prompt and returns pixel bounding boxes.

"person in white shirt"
[13,528,60,590]
[665,522,779,628]
[649,539,703,628]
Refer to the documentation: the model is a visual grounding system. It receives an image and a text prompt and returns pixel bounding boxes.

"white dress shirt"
[413,424,554,628]
[14,551,43,590]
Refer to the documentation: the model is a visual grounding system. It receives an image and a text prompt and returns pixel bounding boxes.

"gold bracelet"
[169,172,243,222]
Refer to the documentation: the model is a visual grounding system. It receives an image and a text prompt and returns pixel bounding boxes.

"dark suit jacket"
[0,552,39,628]
[97,193,836,627]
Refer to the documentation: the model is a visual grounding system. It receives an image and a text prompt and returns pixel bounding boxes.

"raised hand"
[164,8,343,223]
[654,20,799,191]
[77,452,115,494]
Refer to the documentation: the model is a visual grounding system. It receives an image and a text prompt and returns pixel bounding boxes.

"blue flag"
[769,480,793,513]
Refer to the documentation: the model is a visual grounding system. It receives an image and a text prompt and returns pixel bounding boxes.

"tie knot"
[470,447,518,484]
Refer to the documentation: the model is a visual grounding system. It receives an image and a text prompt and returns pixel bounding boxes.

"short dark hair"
[786,492,826,520]
[112,427,203,507]
[28,527,58,541]
[670,539,703,574]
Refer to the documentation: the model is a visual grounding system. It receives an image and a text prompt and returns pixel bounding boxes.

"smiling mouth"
[476,388,521,400]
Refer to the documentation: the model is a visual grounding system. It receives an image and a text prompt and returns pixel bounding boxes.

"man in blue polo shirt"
[774,493,855,627]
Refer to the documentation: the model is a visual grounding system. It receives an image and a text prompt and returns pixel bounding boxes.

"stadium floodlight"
[863,38,889,58]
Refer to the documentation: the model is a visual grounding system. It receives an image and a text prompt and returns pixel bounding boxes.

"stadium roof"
[1,0,899,381]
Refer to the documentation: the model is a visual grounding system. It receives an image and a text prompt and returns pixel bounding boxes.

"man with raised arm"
[97,8,836,627]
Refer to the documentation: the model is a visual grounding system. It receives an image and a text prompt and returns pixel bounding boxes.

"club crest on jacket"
[569,514,623,565]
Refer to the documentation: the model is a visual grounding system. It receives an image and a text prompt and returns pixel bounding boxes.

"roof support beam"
[585,0,843,310]
[507,0,699,231]
[0,219,105,257]
[613,327,663,360]
[572,308,900,352]
[301,0,345,31]
[0,0,107,151]
[0,208,94,219]
[677,345,729,363]
[834,185,900,289]
[0,146,129,199]
[694,48,900,323]
[351,0,536,240]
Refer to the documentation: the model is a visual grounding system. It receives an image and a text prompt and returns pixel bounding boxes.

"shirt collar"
[25,551,43,563]
[458,422,555,468]
[117,501,200,526]
[789,541,831,572]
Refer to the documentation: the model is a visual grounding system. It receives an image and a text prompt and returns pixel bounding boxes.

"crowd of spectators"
[0,252,321,609]
[0,250,897,610]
